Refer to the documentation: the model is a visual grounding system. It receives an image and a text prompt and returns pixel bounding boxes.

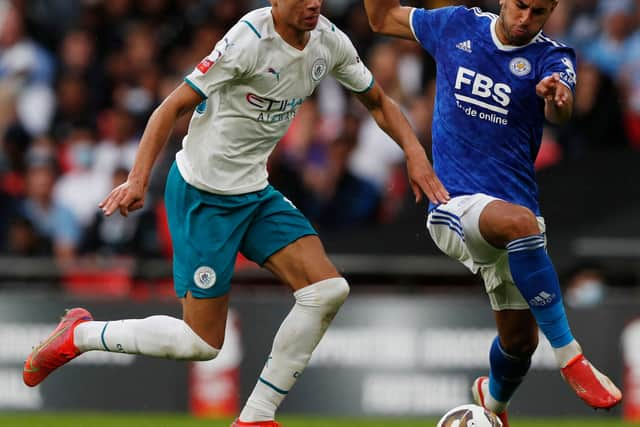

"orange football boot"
[23,307,93,387]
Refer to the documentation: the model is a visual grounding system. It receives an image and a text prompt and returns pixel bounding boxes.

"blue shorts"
[165,162,317,298]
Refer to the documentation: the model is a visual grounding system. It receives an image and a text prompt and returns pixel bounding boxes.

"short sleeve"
[410,6,461,57]
[330,28,374,93]
[541,47,577,93]
[184,25,251,98]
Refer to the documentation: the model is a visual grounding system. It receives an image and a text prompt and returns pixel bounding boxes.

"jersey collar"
[490,19,540,51]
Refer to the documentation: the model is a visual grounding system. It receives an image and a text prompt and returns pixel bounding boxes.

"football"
[436,404,503,427]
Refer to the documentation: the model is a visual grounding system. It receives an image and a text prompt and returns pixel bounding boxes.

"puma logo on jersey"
[268,67,281,82]
[454,66,512,114]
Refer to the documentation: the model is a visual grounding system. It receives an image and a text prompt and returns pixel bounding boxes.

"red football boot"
[23,307,93,387]
[561,354,622,409]
[472,376,509,427]
[230,420,281,427]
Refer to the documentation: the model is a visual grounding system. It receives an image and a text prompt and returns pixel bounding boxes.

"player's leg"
[236,189,349,425]
[73,293,227,356]
[479,200,621,408]
[24,163,235,387]
[473,308,537,427]
[23,296,225,388]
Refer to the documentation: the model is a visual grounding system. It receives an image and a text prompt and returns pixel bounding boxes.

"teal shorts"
[165,162,317,298]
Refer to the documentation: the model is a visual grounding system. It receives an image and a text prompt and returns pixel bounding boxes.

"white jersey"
[177,7,374,195]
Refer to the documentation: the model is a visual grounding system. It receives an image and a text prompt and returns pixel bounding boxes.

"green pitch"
[0,413,636,427]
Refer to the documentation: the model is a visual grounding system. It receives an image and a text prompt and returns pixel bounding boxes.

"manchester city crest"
[194,266,216,289]
[509,57,532,77]
[311,58,327,81]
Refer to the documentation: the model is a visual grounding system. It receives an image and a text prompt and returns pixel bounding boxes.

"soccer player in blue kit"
[22,0,450,426]
[363,0,622,425]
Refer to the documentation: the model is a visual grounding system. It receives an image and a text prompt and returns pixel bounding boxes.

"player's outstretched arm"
[363,0,414,40]
[356,82,449,205]
[536,73,574,124]
[99,83,203,217]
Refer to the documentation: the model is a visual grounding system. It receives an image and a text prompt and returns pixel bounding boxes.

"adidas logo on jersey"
[456,40,472,53]
[529,291,556,307]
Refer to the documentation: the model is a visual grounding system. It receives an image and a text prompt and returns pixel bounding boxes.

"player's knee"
[501,334,538,358]
[296,277,350,313]
[317,277,350,311]
[167,318,220,361]
[502,208,539,241]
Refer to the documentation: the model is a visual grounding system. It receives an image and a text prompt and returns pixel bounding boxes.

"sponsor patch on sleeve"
[197,58,215,74]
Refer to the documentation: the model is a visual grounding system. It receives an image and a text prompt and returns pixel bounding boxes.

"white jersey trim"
[489,18,540,51]
[409,8,419,42]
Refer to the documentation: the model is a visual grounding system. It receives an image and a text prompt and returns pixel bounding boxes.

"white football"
[436,404,503,427]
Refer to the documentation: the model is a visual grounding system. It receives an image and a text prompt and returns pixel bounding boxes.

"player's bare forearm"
[363,0,414,39]
[357,83,417,154]
[129,83,201,187]
[100,82,202,216]
[356,83,449,204]
[536,73,574,124]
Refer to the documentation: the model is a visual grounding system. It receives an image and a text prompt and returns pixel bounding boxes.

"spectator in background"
[19,147,80,261]
[0,0,55,136]
[53,126,110,229]
[565,264,608,308]
[618,13,640,148]
[81,167,159,257]
[348,42,409,222]
[56,28,105,118]
[51,75,94,139]
[94,108,139,176]
[554,59,628,156]
[303,128,381,230]
[583,0,638,78]
[6,216,50,256]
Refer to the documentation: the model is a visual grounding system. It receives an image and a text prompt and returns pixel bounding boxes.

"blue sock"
[507,234,574,348]
[488,336,531,402]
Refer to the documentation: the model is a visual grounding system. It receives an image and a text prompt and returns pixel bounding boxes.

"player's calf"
[74,315,219,360]
[238,277,349,423]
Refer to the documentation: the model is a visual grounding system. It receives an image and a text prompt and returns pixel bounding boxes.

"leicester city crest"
[311,58,327,81]
[509,57,531,77]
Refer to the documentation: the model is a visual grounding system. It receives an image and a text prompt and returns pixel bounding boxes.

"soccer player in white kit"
[22,1,450,426]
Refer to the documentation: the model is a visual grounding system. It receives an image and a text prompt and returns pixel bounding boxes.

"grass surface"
[0,413,637,427]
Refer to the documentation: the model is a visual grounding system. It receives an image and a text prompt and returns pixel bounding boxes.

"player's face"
[272,0,322,32]
[498,0,557,45]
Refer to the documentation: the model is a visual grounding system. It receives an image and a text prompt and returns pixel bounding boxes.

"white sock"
[239,277,349,422]
[554,339,582,368]
[483,379,508,414]
[73,315,219,361]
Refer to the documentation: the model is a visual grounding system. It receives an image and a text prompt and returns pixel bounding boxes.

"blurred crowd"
[0,0,639,263]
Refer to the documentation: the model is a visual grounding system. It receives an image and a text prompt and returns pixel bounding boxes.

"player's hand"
[99,179,146,217]
[536,72,569,108]
[405,148,449,205]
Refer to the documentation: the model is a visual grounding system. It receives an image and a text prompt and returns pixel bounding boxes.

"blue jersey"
[411,7,577,215]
